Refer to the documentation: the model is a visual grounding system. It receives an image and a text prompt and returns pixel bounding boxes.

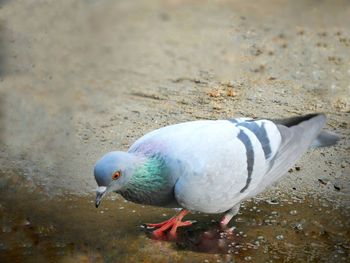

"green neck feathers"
[119,156,173,205]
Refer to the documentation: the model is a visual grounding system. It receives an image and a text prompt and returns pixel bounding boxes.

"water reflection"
[144,222,243,254]
[0,172,349,262]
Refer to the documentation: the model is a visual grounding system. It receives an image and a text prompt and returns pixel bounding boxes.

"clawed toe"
[145,217,175,228]
[144,209,193,240]
[179,220,195,227]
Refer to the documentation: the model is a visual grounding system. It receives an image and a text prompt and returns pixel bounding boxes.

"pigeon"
[94,113,339,239]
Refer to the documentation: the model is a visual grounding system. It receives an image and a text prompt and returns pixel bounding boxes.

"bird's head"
[94,151,137,208]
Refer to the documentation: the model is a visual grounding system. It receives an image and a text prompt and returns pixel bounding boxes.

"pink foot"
[220,214,236,236]
[145,209,192,240]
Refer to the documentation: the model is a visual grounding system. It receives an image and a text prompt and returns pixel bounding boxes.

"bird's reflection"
[144,222,243,254]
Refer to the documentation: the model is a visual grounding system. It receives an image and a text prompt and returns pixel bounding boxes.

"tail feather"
[271,113,339,148]
[311,131,340,148]
[271,113,321,127]
[243,113,339,198]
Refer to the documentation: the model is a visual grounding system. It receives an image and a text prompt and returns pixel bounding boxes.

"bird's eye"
[112,171,121,180]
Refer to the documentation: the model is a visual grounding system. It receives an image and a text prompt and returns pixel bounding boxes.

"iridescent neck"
[118,155,172,205]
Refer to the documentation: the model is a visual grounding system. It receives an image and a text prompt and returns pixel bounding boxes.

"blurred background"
[0,0,349,262]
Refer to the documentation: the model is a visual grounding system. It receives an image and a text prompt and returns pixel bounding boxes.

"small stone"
[207,89,221,97]
[334,184,341,191]
[226,88,236,97]
[289,210,298,215]
[276,234,284,240]
[266,199,279,205]
[318,178,328,185]
[244,256,252,261]
[294,223,303,231]
[22,219,31,227]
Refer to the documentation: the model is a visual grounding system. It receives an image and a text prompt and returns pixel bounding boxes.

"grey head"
[94,151,139,208]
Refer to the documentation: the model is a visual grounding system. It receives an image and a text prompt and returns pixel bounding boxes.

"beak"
[95,186,107,208]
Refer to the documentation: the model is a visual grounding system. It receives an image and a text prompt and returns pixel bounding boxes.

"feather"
[311,130,340,148]
[247,114,327,197]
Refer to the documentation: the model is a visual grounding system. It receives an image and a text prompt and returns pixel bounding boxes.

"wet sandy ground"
[0,170,349,262]
[0,0,350,262]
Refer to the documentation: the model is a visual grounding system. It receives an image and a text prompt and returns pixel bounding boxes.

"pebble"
[276,234,284,240]
[334,184,341,191]
[318,178,328,185]
[266,199,279,205]
[293,223,304,231]
[289,210,298,215]
[22,219,31,227]
[244,256,252,261]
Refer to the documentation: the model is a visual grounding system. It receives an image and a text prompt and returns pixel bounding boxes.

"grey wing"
[233,119,277,160]
[250,114,327,193]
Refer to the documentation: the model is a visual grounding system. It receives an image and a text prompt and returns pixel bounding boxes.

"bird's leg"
[220,204,240,228]
[168,210,192,239]
[149,209,192,239]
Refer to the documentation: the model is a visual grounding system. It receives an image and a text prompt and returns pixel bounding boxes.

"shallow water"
[0,171,349,263]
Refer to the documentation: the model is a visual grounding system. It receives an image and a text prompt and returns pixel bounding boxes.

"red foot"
[220,217,230,228]
[220,215,236,236]
[146,209,192,239]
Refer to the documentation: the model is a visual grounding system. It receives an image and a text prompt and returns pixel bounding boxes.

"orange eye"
[112,171,121,180]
